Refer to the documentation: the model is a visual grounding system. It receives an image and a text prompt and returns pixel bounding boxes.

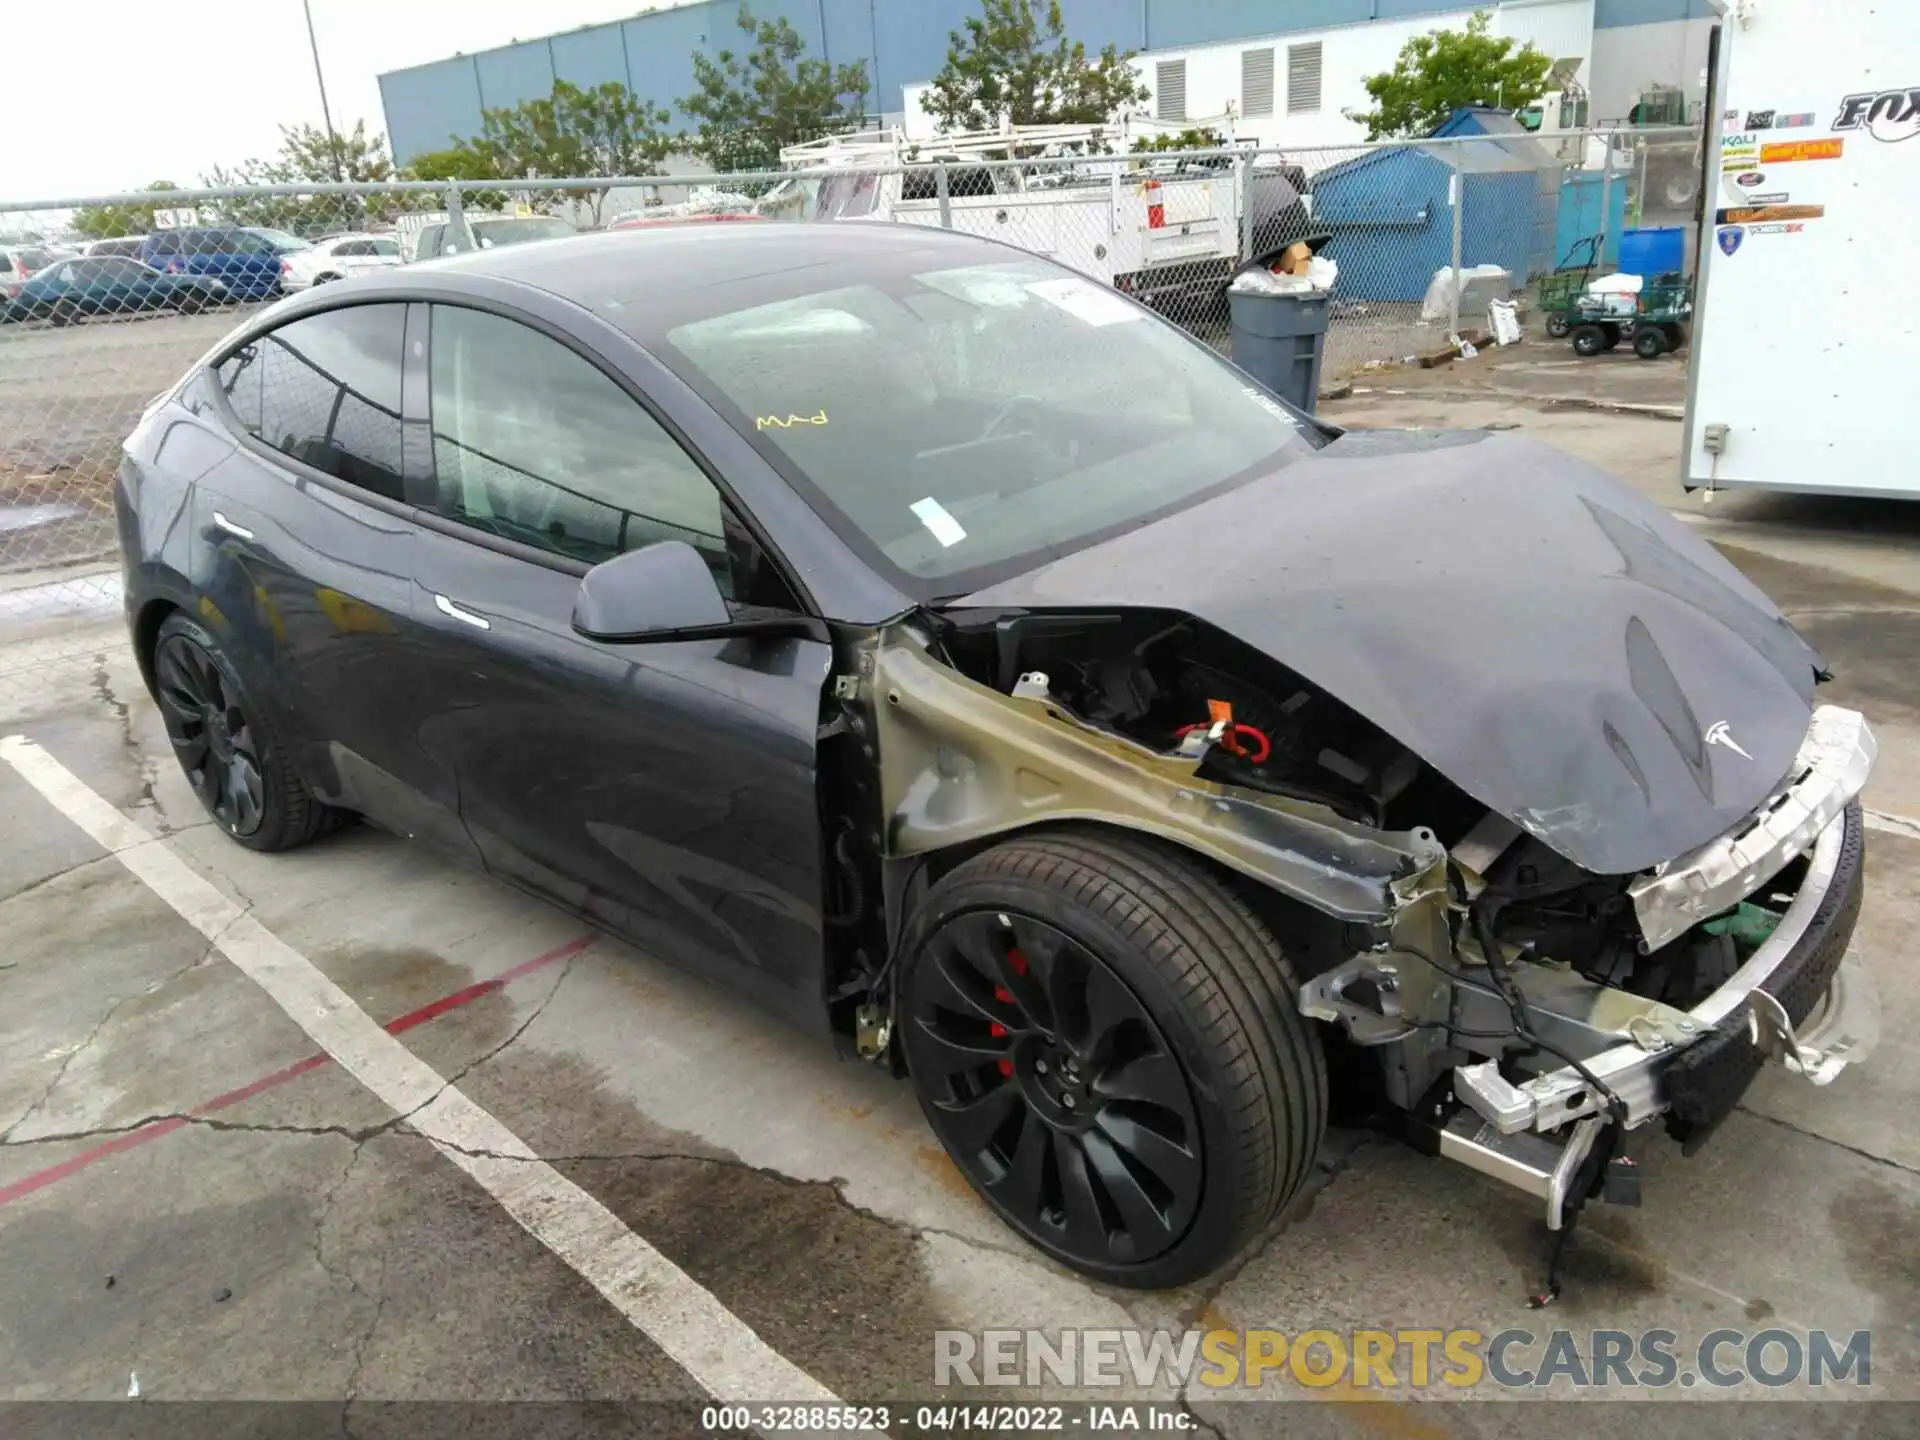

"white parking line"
[0,734,846,1411]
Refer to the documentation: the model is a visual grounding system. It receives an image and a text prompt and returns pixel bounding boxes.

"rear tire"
[898,827,1327,1288]
[151,613,335,852]
[1544,313,1571,340]
[1634,327,1668,359]
[1571,323,1607,357]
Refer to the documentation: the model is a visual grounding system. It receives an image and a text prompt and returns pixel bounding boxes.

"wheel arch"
[885,818,1361,988]
[132,597,182,697]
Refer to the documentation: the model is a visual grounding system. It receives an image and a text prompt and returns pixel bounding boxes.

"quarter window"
[234,304,408,500]
[426,305,730,580]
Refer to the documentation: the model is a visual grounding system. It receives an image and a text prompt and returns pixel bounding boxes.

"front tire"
[898,828,1327,1288]
[152,613,334,852]
[1571,323,1607,357]
[1544,313,1571,340]
[1634,326,1668,359]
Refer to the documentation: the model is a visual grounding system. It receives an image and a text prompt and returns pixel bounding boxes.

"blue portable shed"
[1307,109,1560,304]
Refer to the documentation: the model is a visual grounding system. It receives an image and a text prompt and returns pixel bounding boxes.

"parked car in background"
[87,236,149,259]
[406,214,575,262]
[1,245,56,282]
[137,227,293,301]
[279,233,402,292]
[1,256,225,324]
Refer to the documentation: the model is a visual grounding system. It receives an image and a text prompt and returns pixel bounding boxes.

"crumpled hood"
[962,429,1824,876]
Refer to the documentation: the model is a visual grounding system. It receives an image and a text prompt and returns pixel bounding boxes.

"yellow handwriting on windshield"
[756,410,829,430]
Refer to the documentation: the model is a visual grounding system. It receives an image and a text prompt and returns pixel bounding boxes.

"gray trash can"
[1228,288,1330,415]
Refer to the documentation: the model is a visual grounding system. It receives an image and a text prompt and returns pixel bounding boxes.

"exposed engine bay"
[838,609,1876,1301]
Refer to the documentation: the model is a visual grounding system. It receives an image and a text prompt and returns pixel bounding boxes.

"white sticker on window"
[910,496,967,547]
[1025,277,1141,327]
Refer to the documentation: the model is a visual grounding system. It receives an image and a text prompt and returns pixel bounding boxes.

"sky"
[0,1,708,205]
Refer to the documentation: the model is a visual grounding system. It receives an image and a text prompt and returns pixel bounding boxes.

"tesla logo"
[1705,721,1754,760]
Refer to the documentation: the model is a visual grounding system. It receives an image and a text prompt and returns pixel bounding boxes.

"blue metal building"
[1307,109,1561,303]
[378,0,1714,164]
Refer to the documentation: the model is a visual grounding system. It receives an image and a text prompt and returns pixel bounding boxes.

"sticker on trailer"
[1832,87,1920,143]
[1776,112,1817,129]
[1721,148,1758,168]
[1722,132,1758,148]
[1746,109,1778,129]
[1717,226,1745,255]
[1760,137,1844,162]
[1733,171,1768,188]
[1747,222,1806,235]
[1025,277,1140,327]
[1717,203,1825,223]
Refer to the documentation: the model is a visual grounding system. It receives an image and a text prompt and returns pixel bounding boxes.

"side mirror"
[571,541,730,642]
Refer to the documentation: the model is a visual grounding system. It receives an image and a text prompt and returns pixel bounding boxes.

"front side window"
[244,304,407,500]
[369,239,400,257]
[655,256,1319,593]
[426,305,728,579]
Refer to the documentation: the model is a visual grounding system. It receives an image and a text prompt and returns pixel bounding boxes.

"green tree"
[199,121,405,231]
[1348,11,1553,140]
[70,181,183,240]
[404,144,510,212]
[924,0,1148,133]
[256,120,395,186]
[679,5,870,171]
[449,79,673,222]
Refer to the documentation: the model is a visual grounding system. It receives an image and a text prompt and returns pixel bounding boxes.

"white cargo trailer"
[1685,0,1920,498]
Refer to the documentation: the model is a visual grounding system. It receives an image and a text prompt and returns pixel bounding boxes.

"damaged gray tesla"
[119,223,1875,1296]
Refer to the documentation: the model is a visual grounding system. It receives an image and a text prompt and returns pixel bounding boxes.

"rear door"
[192,301,475,857]
[406,301,830,1006]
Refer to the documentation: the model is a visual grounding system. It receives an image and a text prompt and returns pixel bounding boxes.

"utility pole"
[303,0,347,185]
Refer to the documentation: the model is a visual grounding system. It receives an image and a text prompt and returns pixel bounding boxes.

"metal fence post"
[1448,147,1464,336]
[935,163,952,229]
[1240,148,1256,261]
[446,182,473,252]
[1598,147,1614,267]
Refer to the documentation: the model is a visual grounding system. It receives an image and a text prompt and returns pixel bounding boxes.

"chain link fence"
[0,125,1699,712]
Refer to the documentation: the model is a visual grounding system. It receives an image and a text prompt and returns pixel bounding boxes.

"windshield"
[474,218,574,247]
[659,257,1319,593]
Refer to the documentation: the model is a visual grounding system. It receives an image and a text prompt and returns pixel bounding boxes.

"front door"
[406,302,830,1008]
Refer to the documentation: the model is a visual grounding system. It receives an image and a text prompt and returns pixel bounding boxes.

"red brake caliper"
[992,949,1030,1077]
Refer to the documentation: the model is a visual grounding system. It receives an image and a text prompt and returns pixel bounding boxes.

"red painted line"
[0,933,593,1209]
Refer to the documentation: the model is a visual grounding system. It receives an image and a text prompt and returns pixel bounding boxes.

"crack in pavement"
[1737,1103,1919,1177]
[1,934,222,1142]
[1,952,578,1154]
[90,653,162,824]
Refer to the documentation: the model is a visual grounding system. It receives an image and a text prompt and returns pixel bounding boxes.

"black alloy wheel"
[1544,313,1571,339]
[1633,326,1668,360]
[904,909,1204,1269]
[899,829,1326,1288]
[149,612,337,851]
[155,631,266,837]
[1571,323,1607,357]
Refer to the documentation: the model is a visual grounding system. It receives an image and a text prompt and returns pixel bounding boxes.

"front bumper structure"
[1455,705,1876,1142]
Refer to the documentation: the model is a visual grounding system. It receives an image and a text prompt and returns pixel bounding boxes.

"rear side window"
[232,304,408,500]
[370,239,399,256]
[415,226,444,260]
